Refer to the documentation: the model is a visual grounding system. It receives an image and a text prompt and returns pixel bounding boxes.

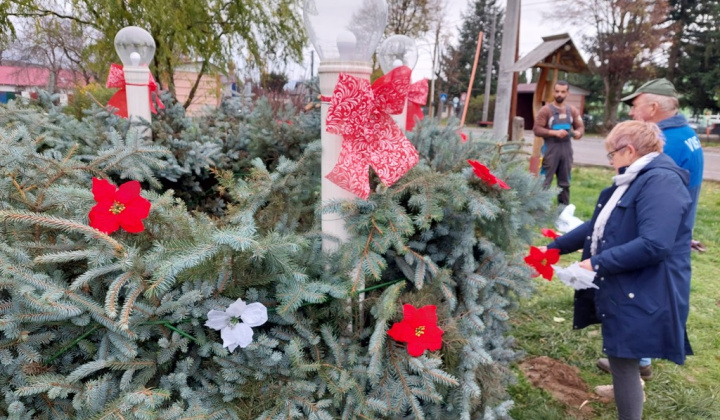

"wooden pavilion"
[509,33,589,174]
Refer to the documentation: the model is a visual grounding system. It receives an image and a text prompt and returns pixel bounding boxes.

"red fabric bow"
[106,63,164,118]
[325,66,419,199]
[406,79,428,131]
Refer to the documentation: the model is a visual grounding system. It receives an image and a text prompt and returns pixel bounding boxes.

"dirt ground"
[518,356,612,419]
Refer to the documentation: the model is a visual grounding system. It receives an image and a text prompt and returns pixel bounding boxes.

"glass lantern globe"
[114,26,156,67]
[377,35,418,74]
[303,0,388,62]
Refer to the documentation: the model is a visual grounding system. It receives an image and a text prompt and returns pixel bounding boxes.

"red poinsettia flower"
[388,304,444,357]
[524,246,561,281]
[541,228,561,239]
[89,178,151,234]
[459,132,468,142]
[468,159,511,189]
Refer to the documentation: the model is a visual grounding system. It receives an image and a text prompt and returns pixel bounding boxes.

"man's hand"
[553,129,568,138]
[573,130,582,140]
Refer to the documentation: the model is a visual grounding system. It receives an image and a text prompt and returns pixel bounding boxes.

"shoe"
[596,358,653,380]
[594,380,646,401]
[691,240,707,252]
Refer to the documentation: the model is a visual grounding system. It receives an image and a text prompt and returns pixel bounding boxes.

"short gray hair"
[643,93,678,112]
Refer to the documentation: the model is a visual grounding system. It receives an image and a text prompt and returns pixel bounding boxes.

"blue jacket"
[659,114,703,228]
[659,114,703,189]
[548,154,693,365]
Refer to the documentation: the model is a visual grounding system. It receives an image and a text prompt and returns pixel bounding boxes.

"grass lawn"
[508,166,720,419]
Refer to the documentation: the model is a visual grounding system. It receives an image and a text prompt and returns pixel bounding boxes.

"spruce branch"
[0,210,125,255]
[45,325,100,364]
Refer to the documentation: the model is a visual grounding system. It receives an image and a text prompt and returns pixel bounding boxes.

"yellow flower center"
[109,201,126,215]
[541,258,547,266]
[415,326,425,337]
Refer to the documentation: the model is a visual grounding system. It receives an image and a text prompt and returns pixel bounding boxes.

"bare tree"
[385,0,444,38]
[559,0,669,128]
[7,16,92,90]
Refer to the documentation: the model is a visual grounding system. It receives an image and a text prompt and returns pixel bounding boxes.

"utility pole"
[429,20,442,118]
[482,12,497,122]
[492,0,520,140]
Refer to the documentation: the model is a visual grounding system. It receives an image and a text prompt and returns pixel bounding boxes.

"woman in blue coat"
[544,120,693,420]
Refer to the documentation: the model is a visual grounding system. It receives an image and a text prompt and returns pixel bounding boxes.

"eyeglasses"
[606,145,627,161]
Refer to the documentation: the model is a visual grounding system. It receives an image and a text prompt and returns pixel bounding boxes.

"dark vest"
[547,104,573,143]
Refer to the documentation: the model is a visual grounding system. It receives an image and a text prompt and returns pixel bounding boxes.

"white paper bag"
[552,262,598,290]
[555,204,584,233]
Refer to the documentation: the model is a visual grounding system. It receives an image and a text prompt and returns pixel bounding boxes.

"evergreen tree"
[440,0,503,99]
[673,0,720,113]
[0,95,556,419]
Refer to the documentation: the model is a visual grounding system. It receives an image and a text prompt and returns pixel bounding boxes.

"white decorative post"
[377,34,419,131]
[302,0,388,252]
[114,26,156,137]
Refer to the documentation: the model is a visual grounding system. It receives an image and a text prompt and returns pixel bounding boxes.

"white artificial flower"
[205,298,268,352]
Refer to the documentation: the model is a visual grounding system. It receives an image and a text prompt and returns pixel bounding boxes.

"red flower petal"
[524,246,561,281]
[388,320,416,342]
[402,303,420,320]
[545,248,561,263]
[388,304,444,357]
[468,160,495,184]
[116,180,142,203]
[118,213,145,233]
[415,304,438,325]
[89,202,120,234]
[459,132,468,142]
[124,196,152,220]
[542,228,560,239]
[468,160,510,189]
[88,179,151,234]
[92,178,117,202]
[496,178,511,190]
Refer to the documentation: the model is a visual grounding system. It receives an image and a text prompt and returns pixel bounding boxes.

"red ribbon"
[325,66,419,199]
[406,79,428,132]
[106,63,164,119]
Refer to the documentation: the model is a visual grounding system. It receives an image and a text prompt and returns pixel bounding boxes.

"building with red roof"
[0,63,83,104]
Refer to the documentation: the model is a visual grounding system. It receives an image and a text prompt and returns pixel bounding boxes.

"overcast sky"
[411,0,591,81]
[289,0,591,83]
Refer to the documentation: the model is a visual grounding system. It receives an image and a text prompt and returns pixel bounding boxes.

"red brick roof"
[0,65,82,89]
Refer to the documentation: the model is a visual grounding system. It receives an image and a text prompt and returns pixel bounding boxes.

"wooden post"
[529,66,549,175]
[508,4,521,138]
[482,14,496,122]
[460,31,484,127]
[492,0,520,139]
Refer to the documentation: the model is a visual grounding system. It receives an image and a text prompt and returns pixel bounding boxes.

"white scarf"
[590,152,659,256]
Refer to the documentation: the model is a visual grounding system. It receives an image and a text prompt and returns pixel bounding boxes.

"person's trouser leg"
[555,142,572,205]
[541,143,559,190]
[608,357,644,420]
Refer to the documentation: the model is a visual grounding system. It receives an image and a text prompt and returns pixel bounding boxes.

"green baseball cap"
[621,78,678,105]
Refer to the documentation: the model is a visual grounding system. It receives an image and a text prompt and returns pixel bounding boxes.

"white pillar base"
[123,66,152,138]
[319,61,372,253]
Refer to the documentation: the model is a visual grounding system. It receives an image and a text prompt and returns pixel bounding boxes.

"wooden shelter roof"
[509,33,588,73]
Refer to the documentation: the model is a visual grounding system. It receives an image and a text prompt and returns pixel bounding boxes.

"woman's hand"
[579,259,594,271]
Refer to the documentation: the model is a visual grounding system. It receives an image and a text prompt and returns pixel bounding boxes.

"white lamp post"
[114,26,156,136]
[377,35,418,131]
[303,0,388,252]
